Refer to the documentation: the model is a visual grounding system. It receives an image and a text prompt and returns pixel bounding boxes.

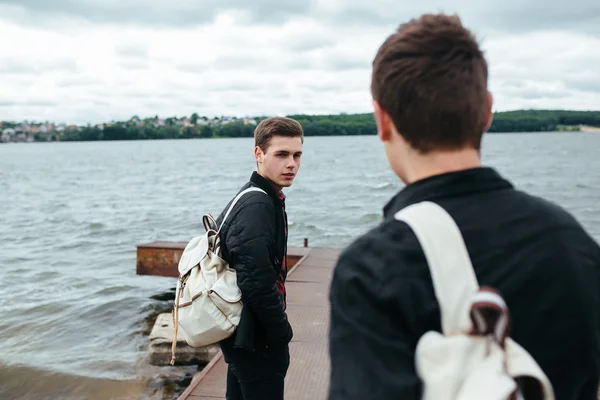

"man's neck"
[257,170,282,193]
[403,148,481,184]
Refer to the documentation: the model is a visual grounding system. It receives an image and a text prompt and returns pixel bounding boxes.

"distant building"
[1,128,16,143]
[40,124,55,133]
[20,123,32,133]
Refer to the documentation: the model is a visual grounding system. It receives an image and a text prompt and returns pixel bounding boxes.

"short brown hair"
[254,117,304,152]
[371,13,488,153]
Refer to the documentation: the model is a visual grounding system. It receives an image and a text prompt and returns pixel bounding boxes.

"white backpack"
[394,201,555,400]
[170,187,266,365]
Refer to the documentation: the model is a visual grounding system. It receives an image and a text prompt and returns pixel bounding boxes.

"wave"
[2,135,599,400]
[360,212,382,223]
[93,285,138,297]
[0,362,152,400]
[369,182,395,190]
[88,222,106,230]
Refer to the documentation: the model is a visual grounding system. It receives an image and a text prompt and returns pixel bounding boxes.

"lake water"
[1,133,599,399]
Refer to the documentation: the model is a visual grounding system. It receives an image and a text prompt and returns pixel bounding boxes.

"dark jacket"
[328,167,600,400]
[216,172,293,360]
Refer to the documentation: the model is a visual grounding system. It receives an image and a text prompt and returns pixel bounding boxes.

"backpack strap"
[396,201,555,399]
[217,186,267,234]
[394,201,479,336]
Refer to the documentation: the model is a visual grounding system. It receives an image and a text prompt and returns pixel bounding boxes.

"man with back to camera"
[215,116,304,400]
[328,13,600,400]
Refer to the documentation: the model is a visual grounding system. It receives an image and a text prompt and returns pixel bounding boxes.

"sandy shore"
[579,124,600,133]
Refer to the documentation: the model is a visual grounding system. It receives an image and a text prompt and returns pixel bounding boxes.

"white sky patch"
[0,1,599,125]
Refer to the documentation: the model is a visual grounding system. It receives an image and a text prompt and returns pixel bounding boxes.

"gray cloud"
[0,0,311,27]
[287,34,337,53]
[567,79,600,94]
[327,56,369,71]
[122,91,157,99]
[479,4,600,35]
[26,100,61,107]
[118,60,151,70]
[177,61,211,74]
[0,99,60,107]
[55,76,103,87]
[0,60,39,74]
[0,58,78,75]
[501,80,528,90]
[318,1,600,36]
[115,43,149,59]
[2,0,598,36]
[519,89,569,100]
[302,80,347,92]
[213,54,267,70]
[179,51,322,74]
[216,82,265,91]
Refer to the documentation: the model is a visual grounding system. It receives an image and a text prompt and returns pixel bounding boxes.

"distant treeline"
[59,110,600,141]
[486,110,600,133]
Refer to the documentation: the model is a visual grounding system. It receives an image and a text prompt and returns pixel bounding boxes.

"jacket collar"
[382,166,513,219]
[250,171,284,207]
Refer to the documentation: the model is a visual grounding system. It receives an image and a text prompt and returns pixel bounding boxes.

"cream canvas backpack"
[394,201,555,400]
[170,187,266,365]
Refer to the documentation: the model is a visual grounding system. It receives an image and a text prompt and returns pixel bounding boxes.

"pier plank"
[178,247,341,400]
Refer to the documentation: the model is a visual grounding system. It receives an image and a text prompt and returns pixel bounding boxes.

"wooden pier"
[136,241,341,400]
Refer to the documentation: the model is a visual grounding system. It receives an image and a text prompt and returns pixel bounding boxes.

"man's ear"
[484,91,494,132]
[373,100,391,142]
[254,146,263,163]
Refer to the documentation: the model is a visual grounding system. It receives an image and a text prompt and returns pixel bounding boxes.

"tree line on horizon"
[23,110,600,142]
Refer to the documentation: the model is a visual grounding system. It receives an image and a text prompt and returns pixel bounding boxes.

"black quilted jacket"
[328,167,600,400]
[216,171,293,359]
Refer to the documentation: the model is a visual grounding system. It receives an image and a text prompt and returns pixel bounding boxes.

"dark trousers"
[225,345,290,400]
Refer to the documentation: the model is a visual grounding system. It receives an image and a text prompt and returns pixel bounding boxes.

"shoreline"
[1,129,597,145]
[579,124,600,133]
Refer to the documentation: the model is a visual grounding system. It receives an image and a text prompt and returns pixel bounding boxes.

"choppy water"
[1,133,599,399]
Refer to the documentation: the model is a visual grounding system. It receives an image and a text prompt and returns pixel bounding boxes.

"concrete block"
[149,313,219,366]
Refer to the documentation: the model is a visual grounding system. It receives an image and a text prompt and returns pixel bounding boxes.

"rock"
[150,288,176,302]
[145,365,199,399]
[149,313,219,366]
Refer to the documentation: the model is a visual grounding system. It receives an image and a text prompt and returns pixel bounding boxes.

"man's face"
[255,135,303,191]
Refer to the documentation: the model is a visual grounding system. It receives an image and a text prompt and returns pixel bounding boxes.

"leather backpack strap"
[394,201,479,336]
[218,186,266,234]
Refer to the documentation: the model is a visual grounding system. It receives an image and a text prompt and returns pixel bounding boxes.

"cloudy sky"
[1,0,599,125]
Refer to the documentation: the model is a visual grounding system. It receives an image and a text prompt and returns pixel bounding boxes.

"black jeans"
[225,345,290,400]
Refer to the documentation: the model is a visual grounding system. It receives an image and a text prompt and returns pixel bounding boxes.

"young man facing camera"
[216,117,303,400]
[328,13,600,400]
